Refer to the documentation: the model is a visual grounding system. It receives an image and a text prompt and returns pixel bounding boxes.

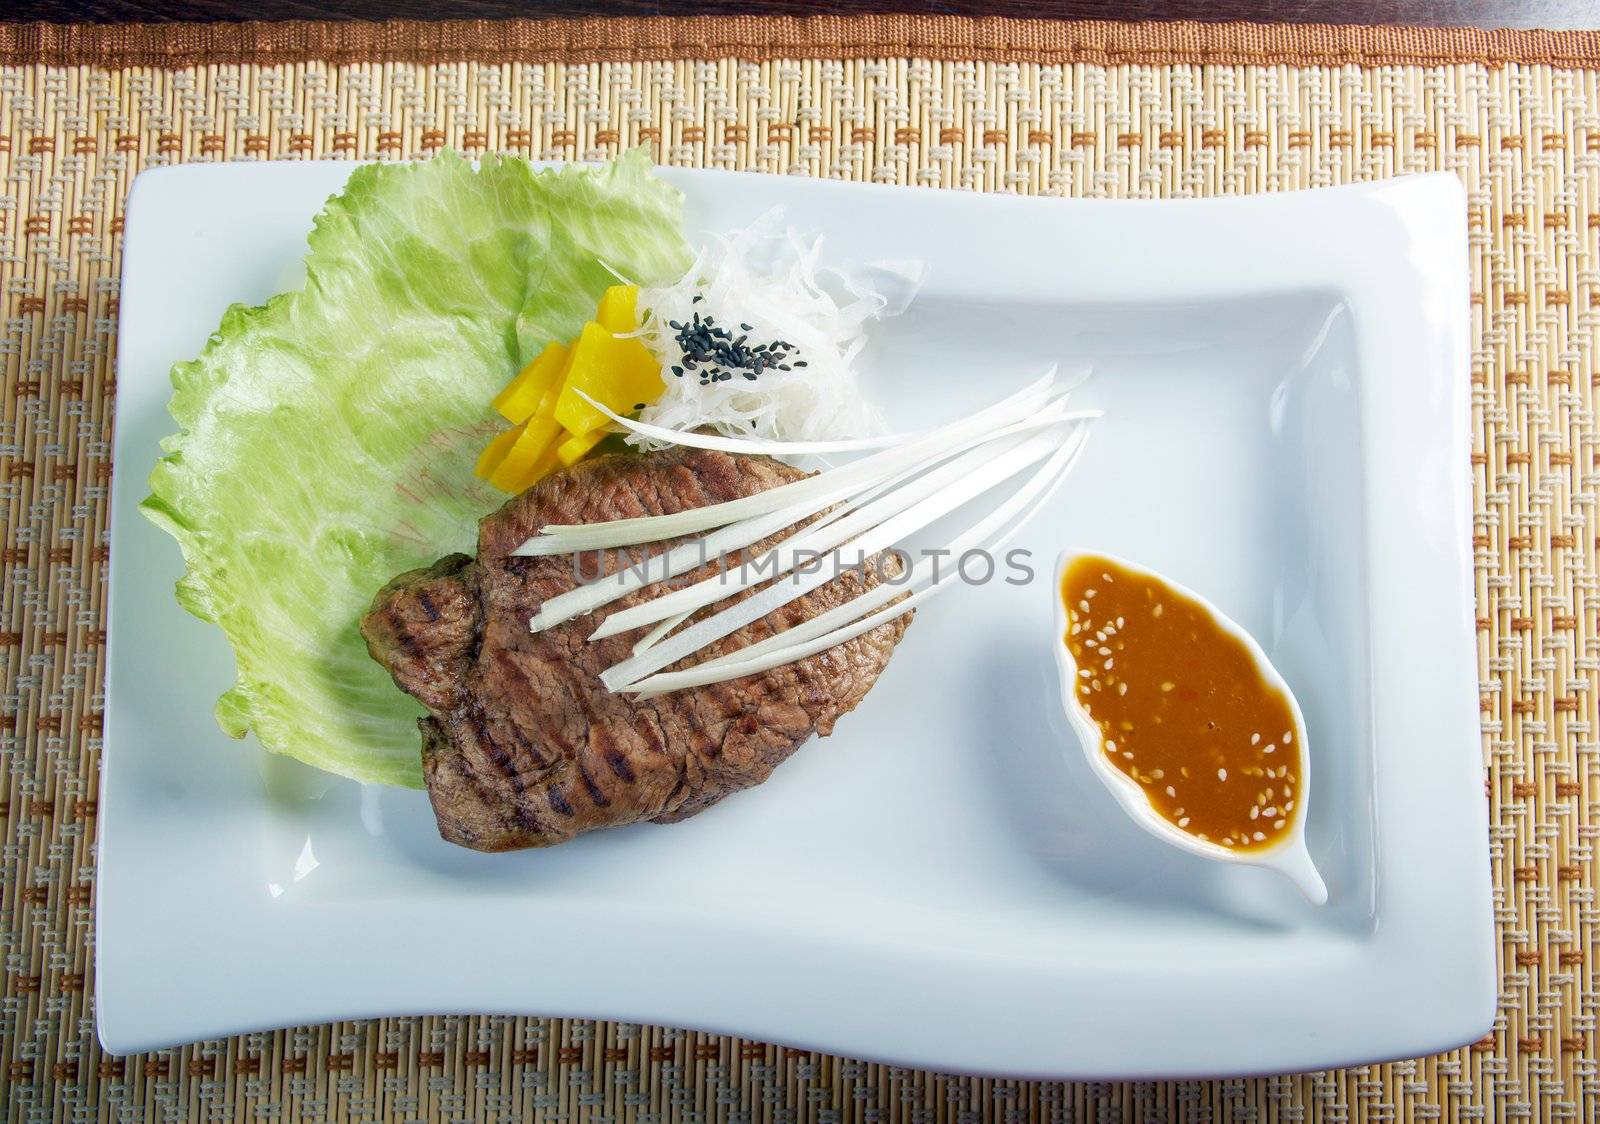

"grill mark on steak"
[466,706,521,789]
[675,688,713,758]
[546,783,575,817]
[575,764,610,808]
[362,446,910,852]
[603,745,636,783]
[486,648,557,772]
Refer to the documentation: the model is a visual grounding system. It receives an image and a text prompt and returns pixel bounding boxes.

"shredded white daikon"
[632,209,924,448]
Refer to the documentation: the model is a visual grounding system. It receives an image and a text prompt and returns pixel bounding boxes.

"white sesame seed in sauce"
[1217,768,1227,782]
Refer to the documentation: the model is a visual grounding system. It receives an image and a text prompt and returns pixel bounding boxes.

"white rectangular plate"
[102,162,1493,1078]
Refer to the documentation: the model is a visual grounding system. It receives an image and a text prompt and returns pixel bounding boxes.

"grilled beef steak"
[362,446,910,851]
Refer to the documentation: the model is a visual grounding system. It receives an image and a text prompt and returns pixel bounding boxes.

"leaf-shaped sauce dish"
[1052,551,1327,905]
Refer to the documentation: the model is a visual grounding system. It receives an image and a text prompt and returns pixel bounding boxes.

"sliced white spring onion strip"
[597,424,1069,690]
[514,369,1060,554]
[632,609,693,656]
[533,501,821,631]
[628,435,1088,696]
[512,392,1097,562]
[683,423,1091,675]
[571,389,906,454]
[625,424,1092,695]
[528,443,928,632]
[589,431,1036,641]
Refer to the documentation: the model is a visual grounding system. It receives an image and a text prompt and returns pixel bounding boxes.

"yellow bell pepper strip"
[474,420,525,480]
[595,284,639,334]
[496,440,564,495]
[556,427,610,467]
[487,431,551,492]
[521,443,565,490]
[488,389,564,492]
[554,321,664,438]
[492,341,570,424]
[480,286,656,484]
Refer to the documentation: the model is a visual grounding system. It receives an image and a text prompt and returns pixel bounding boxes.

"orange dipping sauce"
[1060,555,1302,851]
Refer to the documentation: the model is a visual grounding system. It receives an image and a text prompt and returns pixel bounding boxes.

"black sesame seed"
[668,311,810,386]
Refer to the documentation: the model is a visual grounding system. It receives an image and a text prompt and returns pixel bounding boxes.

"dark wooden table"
[8,0,1600,29]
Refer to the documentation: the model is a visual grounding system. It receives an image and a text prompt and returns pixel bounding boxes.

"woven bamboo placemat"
[0,15,1595,1122]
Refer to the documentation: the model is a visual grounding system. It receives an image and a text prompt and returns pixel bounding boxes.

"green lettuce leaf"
[141,151,691,787]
